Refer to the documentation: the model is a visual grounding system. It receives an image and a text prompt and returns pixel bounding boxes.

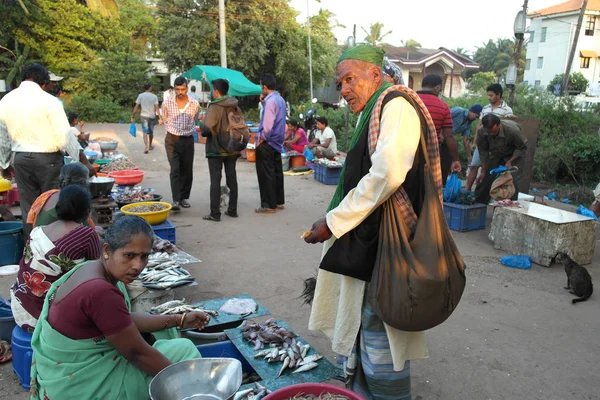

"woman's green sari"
[30,262,200,400]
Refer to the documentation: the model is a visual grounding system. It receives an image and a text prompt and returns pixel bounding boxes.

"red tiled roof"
[528,0,600,17]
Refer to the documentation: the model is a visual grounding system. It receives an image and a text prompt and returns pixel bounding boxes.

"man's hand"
[475,169,486,185]
[451,160,462,173]
[1,166,14,180]
[304,218,333,244]
[86,163,97,177]
[505,161,512,168]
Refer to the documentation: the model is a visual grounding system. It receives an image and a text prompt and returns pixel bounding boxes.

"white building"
[524,0,600,92]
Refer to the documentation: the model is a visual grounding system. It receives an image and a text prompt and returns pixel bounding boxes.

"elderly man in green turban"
[303,46,444,398]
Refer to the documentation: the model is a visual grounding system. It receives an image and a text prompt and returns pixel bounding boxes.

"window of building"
[534,80,541,88]
[525,59,531,70]
[581,56,591,68]
[541,27,547,42]
[537,57,544,68]
[523,81,529,86]
[529,30,535,42]
[585,15,596,36]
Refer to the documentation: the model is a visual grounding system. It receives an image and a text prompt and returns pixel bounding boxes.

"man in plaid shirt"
[161,76,200,211]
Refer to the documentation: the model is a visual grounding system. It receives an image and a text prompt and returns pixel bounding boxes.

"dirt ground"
[1,123,599,400]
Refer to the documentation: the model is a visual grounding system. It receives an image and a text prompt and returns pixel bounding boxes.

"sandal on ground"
[0,341,12,363]
[181,199,191,208]
[202,215,220,222]
[255,207,276,214]
[277,204,285,210]
[225,211,239,218]
[144,150,149,154]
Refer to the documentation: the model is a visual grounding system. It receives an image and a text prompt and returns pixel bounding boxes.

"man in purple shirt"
[255,74,287,214]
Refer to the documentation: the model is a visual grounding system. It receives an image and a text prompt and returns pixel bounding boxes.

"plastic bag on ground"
[0,297,12,318]
[129,122,137,138]
[576,204,599,221]
[501,255,532,270]
[218,298,258,315]
[443,172,462,203]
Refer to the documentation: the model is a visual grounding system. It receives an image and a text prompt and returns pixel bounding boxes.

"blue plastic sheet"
[129,122,137,138]
[501,255,532,270]
[577,205,598,221]
[443,172,462,203]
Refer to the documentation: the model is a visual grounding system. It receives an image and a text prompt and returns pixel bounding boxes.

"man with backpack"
[200,79,246,221]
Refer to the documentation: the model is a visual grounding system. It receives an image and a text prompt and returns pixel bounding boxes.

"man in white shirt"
[307,116,337,158]
[132,83,160,154]
[303,45,440,399]
[0,63,95,236]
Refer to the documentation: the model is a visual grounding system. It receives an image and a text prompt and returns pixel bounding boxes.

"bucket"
[289,155,306,168]
[282,154,290,171]
[0,222,24,266]
[263,383,365,400]
[247,149,256,163]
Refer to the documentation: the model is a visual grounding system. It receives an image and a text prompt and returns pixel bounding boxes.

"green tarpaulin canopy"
[183,65,262,97]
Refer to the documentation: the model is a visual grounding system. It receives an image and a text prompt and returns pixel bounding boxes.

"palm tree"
[401,39,422,49]
[361,22,392,47]
[453,47,471,58]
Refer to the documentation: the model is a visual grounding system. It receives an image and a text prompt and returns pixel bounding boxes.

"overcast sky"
[289,0,564,54]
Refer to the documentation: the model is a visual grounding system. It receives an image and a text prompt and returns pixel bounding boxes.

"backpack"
[221,107,250,153]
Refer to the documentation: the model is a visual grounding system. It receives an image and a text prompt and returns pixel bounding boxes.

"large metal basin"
[149,357,242,400]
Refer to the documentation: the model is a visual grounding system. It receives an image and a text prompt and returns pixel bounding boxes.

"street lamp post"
[306,0,314,101]
[508,8,527,107]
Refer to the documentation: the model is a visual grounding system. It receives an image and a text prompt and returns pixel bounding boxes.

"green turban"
[337,45,385,67]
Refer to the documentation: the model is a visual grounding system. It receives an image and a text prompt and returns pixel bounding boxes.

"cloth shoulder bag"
[368,99,467,332]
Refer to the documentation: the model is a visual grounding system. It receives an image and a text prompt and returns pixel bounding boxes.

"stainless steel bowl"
[89,176,115,198]
[149,358,242,400]
[95,140,119,151]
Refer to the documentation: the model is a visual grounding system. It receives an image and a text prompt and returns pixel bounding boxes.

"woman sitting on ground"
[283,119,309,153]
[30,215,208,399]
[27,162,95,229]
[11,185,101,332]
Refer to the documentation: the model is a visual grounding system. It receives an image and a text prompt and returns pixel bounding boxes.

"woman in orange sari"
[27,162,95,230]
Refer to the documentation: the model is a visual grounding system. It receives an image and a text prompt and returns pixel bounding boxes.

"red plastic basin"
[108,170,144,186]
[263,383,365,400]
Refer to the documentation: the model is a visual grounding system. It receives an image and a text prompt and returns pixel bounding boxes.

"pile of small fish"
[127,203,167,213]
[147,252,180,268]
[113,187,155,204]
[314,158,342,168]
[285,395,350,400]
[138,260,195,289]
[150,299,218,316]
[242,320,321,378]
[234,382,271,400]
[153,237,177,254]
[100,158,138,172]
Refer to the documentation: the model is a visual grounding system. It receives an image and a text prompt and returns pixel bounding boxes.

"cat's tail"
[572,286,593,304]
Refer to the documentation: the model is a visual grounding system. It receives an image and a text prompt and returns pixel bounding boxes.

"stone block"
[489,202,596,266]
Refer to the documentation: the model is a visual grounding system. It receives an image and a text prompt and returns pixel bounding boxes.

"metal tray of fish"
[225,319,341,392]
[191,294,271,328]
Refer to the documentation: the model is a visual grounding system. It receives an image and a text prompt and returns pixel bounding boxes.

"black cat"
[556,252,593,304]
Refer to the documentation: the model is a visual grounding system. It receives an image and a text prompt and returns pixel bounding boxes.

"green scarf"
[327,81,392,212]
[210,94,232,104]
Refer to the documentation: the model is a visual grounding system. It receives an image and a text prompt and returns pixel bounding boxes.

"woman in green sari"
[30,215,209,400]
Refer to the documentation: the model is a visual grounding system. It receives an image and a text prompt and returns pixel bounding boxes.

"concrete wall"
[525,12,600,90]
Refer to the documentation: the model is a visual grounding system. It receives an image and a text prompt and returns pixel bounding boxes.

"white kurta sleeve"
[326,97,421,239]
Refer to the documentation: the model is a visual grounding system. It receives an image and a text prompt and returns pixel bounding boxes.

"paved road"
[1,123,598,399]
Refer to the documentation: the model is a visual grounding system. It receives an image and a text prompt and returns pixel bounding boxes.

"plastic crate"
[151,219,176,244]
[196,341,256,375]
[321,166,341,185]
[443,202,487,232]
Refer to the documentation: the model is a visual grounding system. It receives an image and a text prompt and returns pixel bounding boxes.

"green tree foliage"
[468,72,497,93]
[156,0,339,102]
[361,22,392,47]
[0,39,34,89]
[453,47,470,57]
[546,72,589,94]
[74,51,159,106]
[401,39,422,49]
[474,39,514,76]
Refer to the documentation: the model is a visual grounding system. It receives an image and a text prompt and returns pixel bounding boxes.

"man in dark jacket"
[200,79,240,221]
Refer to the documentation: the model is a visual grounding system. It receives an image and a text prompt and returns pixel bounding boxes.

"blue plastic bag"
[489,165,508,175]
[501,255,532,269]
[443,172,462,203]
[577,204,598,221]
[546,191,557,200]
[304,146,314,161]
[0,297,12,318]
[129,122,137,138]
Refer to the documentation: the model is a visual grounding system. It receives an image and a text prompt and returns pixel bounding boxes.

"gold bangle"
[179,312,187,329]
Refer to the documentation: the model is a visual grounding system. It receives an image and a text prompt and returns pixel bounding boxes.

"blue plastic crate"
[443,202,487,232]
[151,219,176,244]
[197,341,256,375]
[320,166,341,185]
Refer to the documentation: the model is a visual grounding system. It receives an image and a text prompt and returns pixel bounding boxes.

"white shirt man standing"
[132,83,160,154]
[0,63,95,236]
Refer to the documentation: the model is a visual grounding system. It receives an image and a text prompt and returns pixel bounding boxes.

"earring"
[104,254,109,259]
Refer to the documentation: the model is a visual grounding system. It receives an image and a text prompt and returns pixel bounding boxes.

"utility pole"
[508,0,529,107]
[561,0,588,96]
[307,0,314,101]
[218,0,227,68]
[343,25,357,152]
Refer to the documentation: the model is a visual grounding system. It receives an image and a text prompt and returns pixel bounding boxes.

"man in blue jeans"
[255,74,287,214]
[132,83,160,154]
